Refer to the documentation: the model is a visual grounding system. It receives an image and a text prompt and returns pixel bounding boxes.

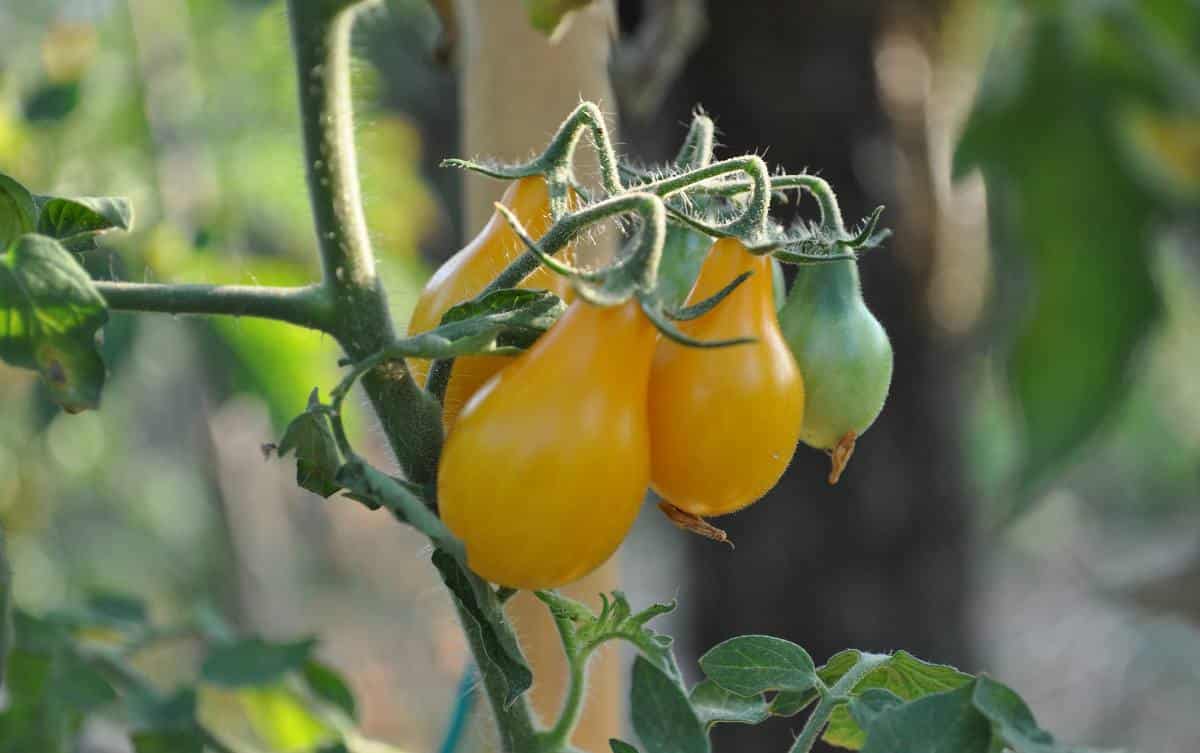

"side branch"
[95,282,332,331]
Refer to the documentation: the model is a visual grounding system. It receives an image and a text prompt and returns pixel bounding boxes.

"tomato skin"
[647,238,806,517]
[438,299,657,589]
[407,177,571,428]
[778,258,892,450]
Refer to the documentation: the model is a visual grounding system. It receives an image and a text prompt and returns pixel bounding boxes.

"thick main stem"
[284,3,537,751]
[287,0,442,485]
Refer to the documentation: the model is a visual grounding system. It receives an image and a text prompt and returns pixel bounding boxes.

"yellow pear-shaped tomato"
[438,299,657,589]
[648,238,805,517]
[407,177,572,428]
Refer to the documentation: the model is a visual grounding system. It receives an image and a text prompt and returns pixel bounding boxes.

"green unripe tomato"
[779,258,893,455]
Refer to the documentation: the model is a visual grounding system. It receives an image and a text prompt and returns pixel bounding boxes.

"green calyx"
[779,258,893,455]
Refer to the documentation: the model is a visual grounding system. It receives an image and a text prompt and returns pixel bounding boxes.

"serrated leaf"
[698,635,817,698]
[276,410,343,498]
[302,660,357,721]
[523,0,593,36]
[34,195,132,252]
[432,550,532,707]
[631,656,709,753]
[201,637,316,688]
[131,729,205,753]
[0,173,37,249]
[821,650,973,749]
[689,679,769,729]
[535,590,678,679]
[0,234,108,411]
[859,683,993,753]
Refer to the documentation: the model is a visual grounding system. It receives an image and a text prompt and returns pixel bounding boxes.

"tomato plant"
[0,1,1121,752]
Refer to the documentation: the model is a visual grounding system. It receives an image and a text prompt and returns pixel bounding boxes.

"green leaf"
[522,0,594,36]
[953,7,1184,502]
[48,648,117,712]
[432,550,532,708]
[276,408,343,498]
[131,729,205,753]
[689,679,769,729]
[302,660,357,721]
[201,637,317,688]
[820,650,973,749]
[128,687,198,729]
[859,683,993,753]
[0,234,108,412]
[0,173,37,250]
[34,195,133,252]
[237,684,337,752]
[847,688,905,730]
[971,675,1088,753]
[610,740,640,753]
[535,590,678,678]
[698,635,817,697]
[631,656,709,753]
[85,592,148,628]
[409,287,564,357]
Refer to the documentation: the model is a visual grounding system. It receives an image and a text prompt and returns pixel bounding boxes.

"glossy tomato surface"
[407,176,572,428]
[438,299,656,589]
[648,238,805,516]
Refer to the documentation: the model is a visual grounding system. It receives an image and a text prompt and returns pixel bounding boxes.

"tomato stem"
[788,652,891,753]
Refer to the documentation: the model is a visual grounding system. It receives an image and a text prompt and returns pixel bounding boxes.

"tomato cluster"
[418,177,891,589]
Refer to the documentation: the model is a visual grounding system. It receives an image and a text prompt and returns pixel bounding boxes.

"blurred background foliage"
[0,0,1198,752]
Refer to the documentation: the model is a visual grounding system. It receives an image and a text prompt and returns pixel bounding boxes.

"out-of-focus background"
[1,0,1198,752]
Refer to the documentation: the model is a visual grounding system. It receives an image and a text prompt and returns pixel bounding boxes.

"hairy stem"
[287,0,442,485]
[94,281,332,330]
[789,652,890,753]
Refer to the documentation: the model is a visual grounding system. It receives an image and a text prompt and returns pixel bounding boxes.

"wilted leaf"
[276,409,343,498]
[432,551,532,707]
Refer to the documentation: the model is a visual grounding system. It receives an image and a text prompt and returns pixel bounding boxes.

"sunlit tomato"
[778,258,892,473]
[438,299,657,589]
[407,177,572,428]
[647,238,805,517]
